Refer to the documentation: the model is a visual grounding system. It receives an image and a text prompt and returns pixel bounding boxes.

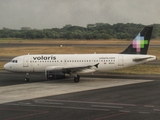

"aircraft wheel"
[25,78,30,82]
[77,75,80,79]
[25,73,30,82]
[74,76,80,83]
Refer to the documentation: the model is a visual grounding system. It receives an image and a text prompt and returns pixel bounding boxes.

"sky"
[0,0,159,29]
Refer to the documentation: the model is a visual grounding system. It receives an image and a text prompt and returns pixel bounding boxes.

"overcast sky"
[0,0,159,29]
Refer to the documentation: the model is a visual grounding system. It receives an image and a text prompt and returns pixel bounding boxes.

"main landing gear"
[74,75,80,83]
[25,73,30,82]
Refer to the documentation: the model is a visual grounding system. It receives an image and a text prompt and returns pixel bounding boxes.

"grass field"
[0,39,159,74]
[0,38,160,44]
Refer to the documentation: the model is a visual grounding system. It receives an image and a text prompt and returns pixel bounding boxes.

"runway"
[1,71,160,120]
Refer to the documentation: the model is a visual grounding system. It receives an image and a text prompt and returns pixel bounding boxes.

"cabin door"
[118,56,124,66]
[23,57,29,67]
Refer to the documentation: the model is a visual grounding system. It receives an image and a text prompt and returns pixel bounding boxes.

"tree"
[0,23,159,39]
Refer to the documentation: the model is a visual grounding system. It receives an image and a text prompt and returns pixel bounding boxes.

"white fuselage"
[4,54,156,73]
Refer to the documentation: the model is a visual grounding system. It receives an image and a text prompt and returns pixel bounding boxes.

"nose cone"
[4,63,10,71]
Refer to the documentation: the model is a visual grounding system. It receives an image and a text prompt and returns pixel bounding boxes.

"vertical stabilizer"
[121,26,153,54]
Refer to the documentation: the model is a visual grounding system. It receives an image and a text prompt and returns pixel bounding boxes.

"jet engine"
[45,70,70,80]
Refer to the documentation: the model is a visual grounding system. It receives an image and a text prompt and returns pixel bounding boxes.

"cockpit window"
[11,60,18,63]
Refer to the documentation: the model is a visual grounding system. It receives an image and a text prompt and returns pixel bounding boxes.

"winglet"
[120,26,153,54]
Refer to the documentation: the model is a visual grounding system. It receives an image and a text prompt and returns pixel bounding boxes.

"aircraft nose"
[4,63,10,71]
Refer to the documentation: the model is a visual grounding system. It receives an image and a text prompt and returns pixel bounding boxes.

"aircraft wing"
[45,63,99,74]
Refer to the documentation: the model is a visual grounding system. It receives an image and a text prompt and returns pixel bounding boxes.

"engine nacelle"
[45,70,70,80]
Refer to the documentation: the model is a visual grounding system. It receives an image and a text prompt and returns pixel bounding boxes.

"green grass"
[0,38,159,45]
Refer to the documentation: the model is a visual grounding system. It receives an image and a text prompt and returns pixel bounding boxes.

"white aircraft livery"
[4,27,156,82]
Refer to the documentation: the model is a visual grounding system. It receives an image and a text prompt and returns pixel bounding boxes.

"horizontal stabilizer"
[133,57,154,62]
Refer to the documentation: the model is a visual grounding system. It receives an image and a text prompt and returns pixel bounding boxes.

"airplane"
[3,26,156,83]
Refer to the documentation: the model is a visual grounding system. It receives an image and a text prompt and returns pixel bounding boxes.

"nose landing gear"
[25,73,30,82]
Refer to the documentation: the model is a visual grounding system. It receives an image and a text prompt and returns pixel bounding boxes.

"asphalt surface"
[0,71,160,120]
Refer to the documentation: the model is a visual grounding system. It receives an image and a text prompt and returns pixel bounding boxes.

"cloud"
[0,0,159,29]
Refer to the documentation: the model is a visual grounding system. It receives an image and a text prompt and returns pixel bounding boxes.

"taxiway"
[0,71,160,120]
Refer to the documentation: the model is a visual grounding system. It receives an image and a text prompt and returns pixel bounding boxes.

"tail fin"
[120,26,153,54]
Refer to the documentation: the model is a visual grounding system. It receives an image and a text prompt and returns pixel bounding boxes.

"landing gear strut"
[25,73,30,82]
[74,75,80,83]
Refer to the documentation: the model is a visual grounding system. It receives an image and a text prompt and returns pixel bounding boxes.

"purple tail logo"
[132,33,148,52]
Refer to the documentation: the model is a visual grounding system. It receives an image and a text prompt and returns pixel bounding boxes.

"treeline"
[0,23,160,39]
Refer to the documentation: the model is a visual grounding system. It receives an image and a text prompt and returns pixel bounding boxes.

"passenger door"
[23,57,29,67]
[118,56,124,66]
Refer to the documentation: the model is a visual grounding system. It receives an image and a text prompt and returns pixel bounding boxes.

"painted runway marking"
[34,99,64,105]
[92,105,123,109]
[5,99,160,116]
[37,99,136,107]
[0,107,49,120]
[119,110,130,113]
[28,104,111,111]
[5,111,49,120]
[144,105,155,108]
[101,103,136,107]
[18,102,32,105]
[94,112,128,120]
[153,109,160,112]
[4,101,160,115]
[139,111,150,114]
